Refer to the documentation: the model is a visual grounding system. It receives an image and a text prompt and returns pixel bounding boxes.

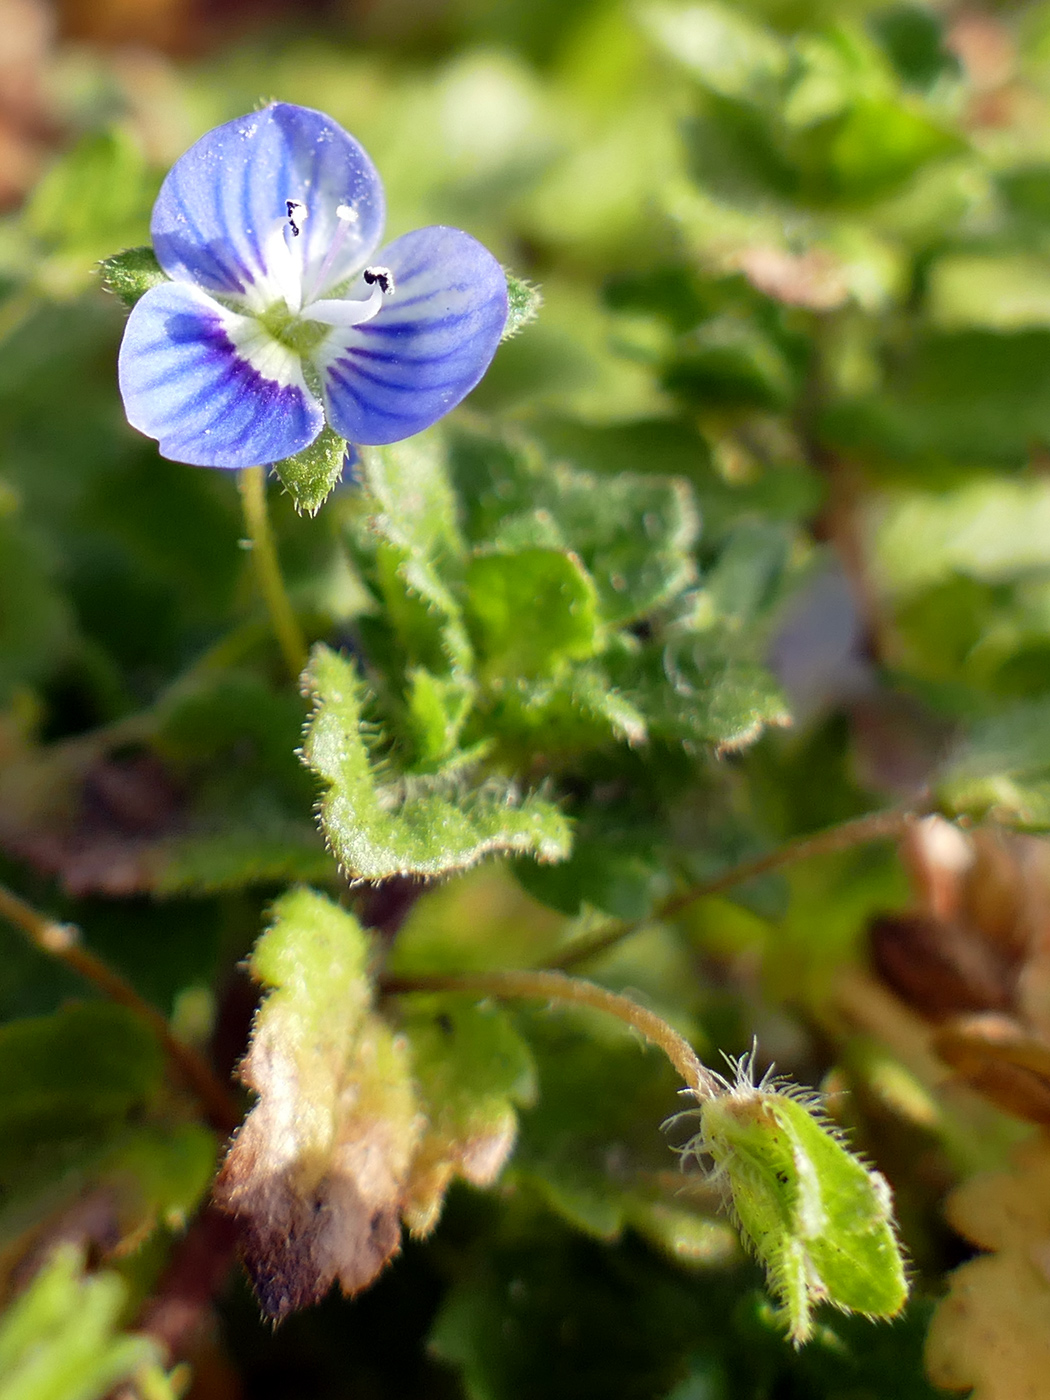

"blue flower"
[118,103,508,470]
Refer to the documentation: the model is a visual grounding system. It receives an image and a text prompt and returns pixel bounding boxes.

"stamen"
[299,282,386,328]
[363,266,395,295]
[285,200,307,237]
[306,203,363,303]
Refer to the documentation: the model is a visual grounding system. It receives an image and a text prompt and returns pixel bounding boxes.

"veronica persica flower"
[117,103,508,470]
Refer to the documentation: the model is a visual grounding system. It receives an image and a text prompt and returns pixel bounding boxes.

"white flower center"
[246,199,394,355]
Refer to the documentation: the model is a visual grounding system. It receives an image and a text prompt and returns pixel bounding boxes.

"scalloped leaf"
[359,438,472,672]
[302,644,572,879]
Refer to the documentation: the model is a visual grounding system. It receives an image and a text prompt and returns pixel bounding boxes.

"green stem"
[0,882,240,1134]
[238,465,308,681]
[547,803,926,972]
[382,967,721,1097]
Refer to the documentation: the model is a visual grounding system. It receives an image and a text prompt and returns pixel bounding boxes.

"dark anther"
[285,200,306,237]
[363,265,395,294]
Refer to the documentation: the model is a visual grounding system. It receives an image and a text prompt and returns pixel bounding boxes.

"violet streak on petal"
[118,104,509,471]
[317,225,508,446]
[118,281,323,470]
[150,103,385,312]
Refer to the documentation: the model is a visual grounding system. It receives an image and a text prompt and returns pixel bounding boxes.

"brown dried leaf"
[213,889,422,1321]
[933,1014,1050,1127]
[399,1000,536,1237]
[735,246,849,310]
[869,912,1019,1021]
[0,733,183,896]
[927,1137,1050,1398]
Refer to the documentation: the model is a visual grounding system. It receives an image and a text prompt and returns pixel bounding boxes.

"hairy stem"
[382,967,721,1097]
[547,804,926,971]
[238,465,308,681]
[0,882,240,1134]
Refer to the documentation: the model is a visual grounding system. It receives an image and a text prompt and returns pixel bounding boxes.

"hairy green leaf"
[613,626,790,750]
[692,1066,908,1344]
[303,644,572,879]
[449,428,700,627]
[466,548,601,681]
[358,438,472,672]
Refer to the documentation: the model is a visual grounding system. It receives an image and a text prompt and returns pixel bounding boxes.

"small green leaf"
[214,888,421,1320]
[502,273,542,339]
[466,549,601,681]
[96,246,168,308]
[0,1246,177,1400]
[272,425,349,515]
[303,644,572,879]
[692,1064,908,1343]
[936,697,1050,827]
[478,664,647,752]
[404,667,477,771]
[358,438,472,672]
[401,998,537,1236]
[613,625,790,750]
[449,427,700,629]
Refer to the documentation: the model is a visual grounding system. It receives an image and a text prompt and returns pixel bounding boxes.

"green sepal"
[272,425,351,515]
[97,245,168,307]
[502,272,542,340]
[695,1071,908,1344]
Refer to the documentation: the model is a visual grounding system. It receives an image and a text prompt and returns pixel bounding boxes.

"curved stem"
[547,803,926,972]
[238,465,308,681]
[0,882,240,1134]
[382,967,721,1097]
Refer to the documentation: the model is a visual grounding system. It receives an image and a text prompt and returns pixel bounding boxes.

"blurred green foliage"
[7,0,1050,1391]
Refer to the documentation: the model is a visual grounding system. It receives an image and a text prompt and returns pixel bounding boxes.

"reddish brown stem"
[382,966,720,1096]
[0,881,240,1135]
[547,804,926,971]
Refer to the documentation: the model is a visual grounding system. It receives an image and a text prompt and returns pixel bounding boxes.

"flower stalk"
[382,966,722,1097]
[238,465,308,681]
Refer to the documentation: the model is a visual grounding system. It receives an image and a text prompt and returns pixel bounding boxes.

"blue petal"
[317,226,508,446]
[151,103,385,307]
[118,281,324,470]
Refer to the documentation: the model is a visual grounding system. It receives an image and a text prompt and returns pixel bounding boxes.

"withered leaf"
[213,889,422,1321]
[399,998,536,1237]
[932,1014,1050,1126]
[927,1136,1050,1398]
[869,912,1020,1021]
